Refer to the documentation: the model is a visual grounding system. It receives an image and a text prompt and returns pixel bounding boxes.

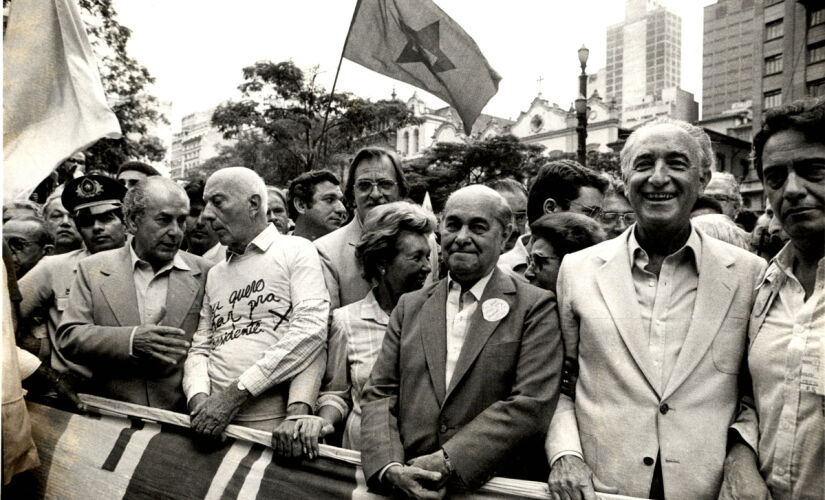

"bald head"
[203,167,269,253]
[445,185,513,232]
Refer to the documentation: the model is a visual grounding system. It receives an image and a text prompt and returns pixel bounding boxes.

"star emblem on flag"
[396,20,455,73]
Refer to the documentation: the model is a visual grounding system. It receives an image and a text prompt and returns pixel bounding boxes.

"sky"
[113,0,718,133]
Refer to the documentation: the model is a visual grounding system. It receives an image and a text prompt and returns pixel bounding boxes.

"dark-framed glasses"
[5,237,36,252]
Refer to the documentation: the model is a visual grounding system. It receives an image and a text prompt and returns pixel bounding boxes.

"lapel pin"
[482,298,509,322]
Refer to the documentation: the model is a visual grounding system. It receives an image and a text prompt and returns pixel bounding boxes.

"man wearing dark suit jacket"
[361,185,563,497]
[57,177,211,411]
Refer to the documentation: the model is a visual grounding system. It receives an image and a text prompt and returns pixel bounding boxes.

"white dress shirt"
[445,269,495,390]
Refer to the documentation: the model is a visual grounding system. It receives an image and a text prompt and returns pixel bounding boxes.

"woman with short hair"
[290,201,436,456]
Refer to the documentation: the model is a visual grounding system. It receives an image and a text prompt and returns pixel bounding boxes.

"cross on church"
[537,76,544,96]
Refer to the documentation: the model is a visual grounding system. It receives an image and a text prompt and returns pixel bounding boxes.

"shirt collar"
[129,241,190,273]
[447,267,496,302]
[627,223,703,272]
[226,224,279,261]
[360,288,389,326]
[764,241,825,286]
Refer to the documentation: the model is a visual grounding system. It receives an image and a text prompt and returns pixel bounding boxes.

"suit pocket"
[711,321,747,374]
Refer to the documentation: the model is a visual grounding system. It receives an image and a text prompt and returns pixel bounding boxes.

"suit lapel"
[100,246,140,326]
[163,262,201,328]
[419,281,448,406]
[662,241,736,399]
[595,239,661,395]
[445,269,515,401]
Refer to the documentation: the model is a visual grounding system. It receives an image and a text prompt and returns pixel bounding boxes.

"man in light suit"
[546,119,767,500]
[361,185,563,498]
[56,177,211,411]
[314,147,439,310]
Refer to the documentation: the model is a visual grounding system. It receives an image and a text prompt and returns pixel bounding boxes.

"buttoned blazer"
[551,228,766,500]
[360,268,563,490]
[56,245,210,411]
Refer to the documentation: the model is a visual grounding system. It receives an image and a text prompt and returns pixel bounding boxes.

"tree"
[404,135,545,212]
[545,149,621,177]
[211,60,420,176]
[76,0,168,172]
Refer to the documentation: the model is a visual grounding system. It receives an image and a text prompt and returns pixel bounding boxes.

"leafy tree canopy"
[211,60,420,176]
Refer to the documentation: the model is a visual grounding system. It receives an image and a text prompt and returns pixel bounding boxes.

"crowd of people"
[3,96,823,500]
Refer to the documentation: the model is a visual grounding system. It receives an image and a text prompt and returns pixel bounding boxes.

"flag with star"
[343,0,501,135]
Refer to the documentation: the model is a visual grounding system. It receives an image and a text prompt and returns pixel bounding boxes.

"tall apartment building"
[753,0,825,129]
[168,107,232,179]
[702,0,756,120]
[605,0,682,114]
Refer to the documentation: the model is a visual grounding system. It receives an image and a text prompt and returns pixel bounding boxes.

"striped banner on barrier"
[25,395,637,499]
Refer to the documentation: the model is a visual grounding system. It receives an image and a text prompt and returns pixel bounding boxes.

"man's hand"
[190,386,248,437]
[132,325,189,365]
[718,442,772,500]
[406,449,451,489]
[385,464,446,500]
[547,455,610,500]
[272,420,304,458]
[188,392,208,416]
[27,365,86,413]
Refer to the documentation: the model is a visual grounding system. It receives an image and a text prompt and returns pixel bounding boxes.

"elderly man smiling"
[546,119,766,500]
[183,168,329,442]
[361,185,562,497]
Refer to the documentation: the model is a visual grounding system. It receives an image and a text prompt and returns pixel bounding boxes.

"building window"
[810,8,825,27]
[764,89,782,109]
[403,131,409,155]
[809,79,825,97]
[809,42,825,64]
[764,54,783,75]
[765,19,783,41]
[716,153,726,172]
[412,129,419,154]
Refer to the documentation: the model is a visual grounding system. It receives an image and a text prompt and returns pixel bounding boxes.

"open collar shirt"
[749,244,824,500]
[445,269,495,390]
[627,225,702,392]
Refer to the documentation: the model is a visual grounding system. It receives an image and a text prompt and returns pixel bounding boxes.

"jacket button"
[659,403,669,414]
[439,424,447,433]
[643,456,655,466]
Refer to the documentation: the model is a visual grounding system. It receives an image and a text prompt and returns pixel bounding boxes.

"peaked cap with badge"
[62,175,127,216]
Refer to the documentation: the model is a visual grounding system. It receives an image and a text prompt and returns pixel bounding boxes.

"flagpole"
[317,0,363,170]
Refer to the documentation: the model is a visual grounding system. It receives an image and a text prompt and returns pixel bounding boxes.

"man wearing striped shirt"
[183,168,329,440]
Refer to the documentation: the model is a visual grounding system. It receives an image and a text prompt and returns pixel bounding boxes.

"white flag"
[3,0,122,201]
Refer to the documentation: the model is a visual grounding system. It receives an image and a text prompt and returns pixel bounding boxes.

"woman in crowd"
[290,201,436,456]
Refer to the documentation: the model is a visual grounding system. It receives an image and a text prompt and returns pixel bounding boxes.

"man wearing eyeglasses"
[18,175,127,377]
[546,119,767,500]
[499,160,607,281]
[315,147,439,309]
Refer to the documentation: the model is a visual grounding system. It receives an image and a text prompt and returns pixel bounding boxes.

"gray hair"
[706,171,742,210]
[266,186,287,207]
[692,214,750,251]
[206,167,268,218]
[355,201,436,284]
[123,177,187,221]
[445,184,513,233]
[620,118,714,184]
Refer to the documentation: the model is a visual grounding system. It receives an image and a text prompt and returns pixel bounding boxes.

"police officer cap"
[62,175,127,216]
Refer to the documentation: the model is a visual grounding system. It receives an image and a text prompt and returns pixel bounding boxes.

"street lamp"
[576,44,589,166]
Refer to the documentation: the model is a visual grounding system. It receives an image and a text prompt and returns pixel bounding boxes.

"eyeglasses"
[527,252,559,272]
[568,200,603,219]
[599,212,636,225]
[354,179,397,194]
[66,159,85,166]
[5,237,36,253]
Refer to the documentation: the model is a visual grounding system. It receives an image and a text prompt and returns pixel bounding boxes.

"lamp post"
[576,44,589,167]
